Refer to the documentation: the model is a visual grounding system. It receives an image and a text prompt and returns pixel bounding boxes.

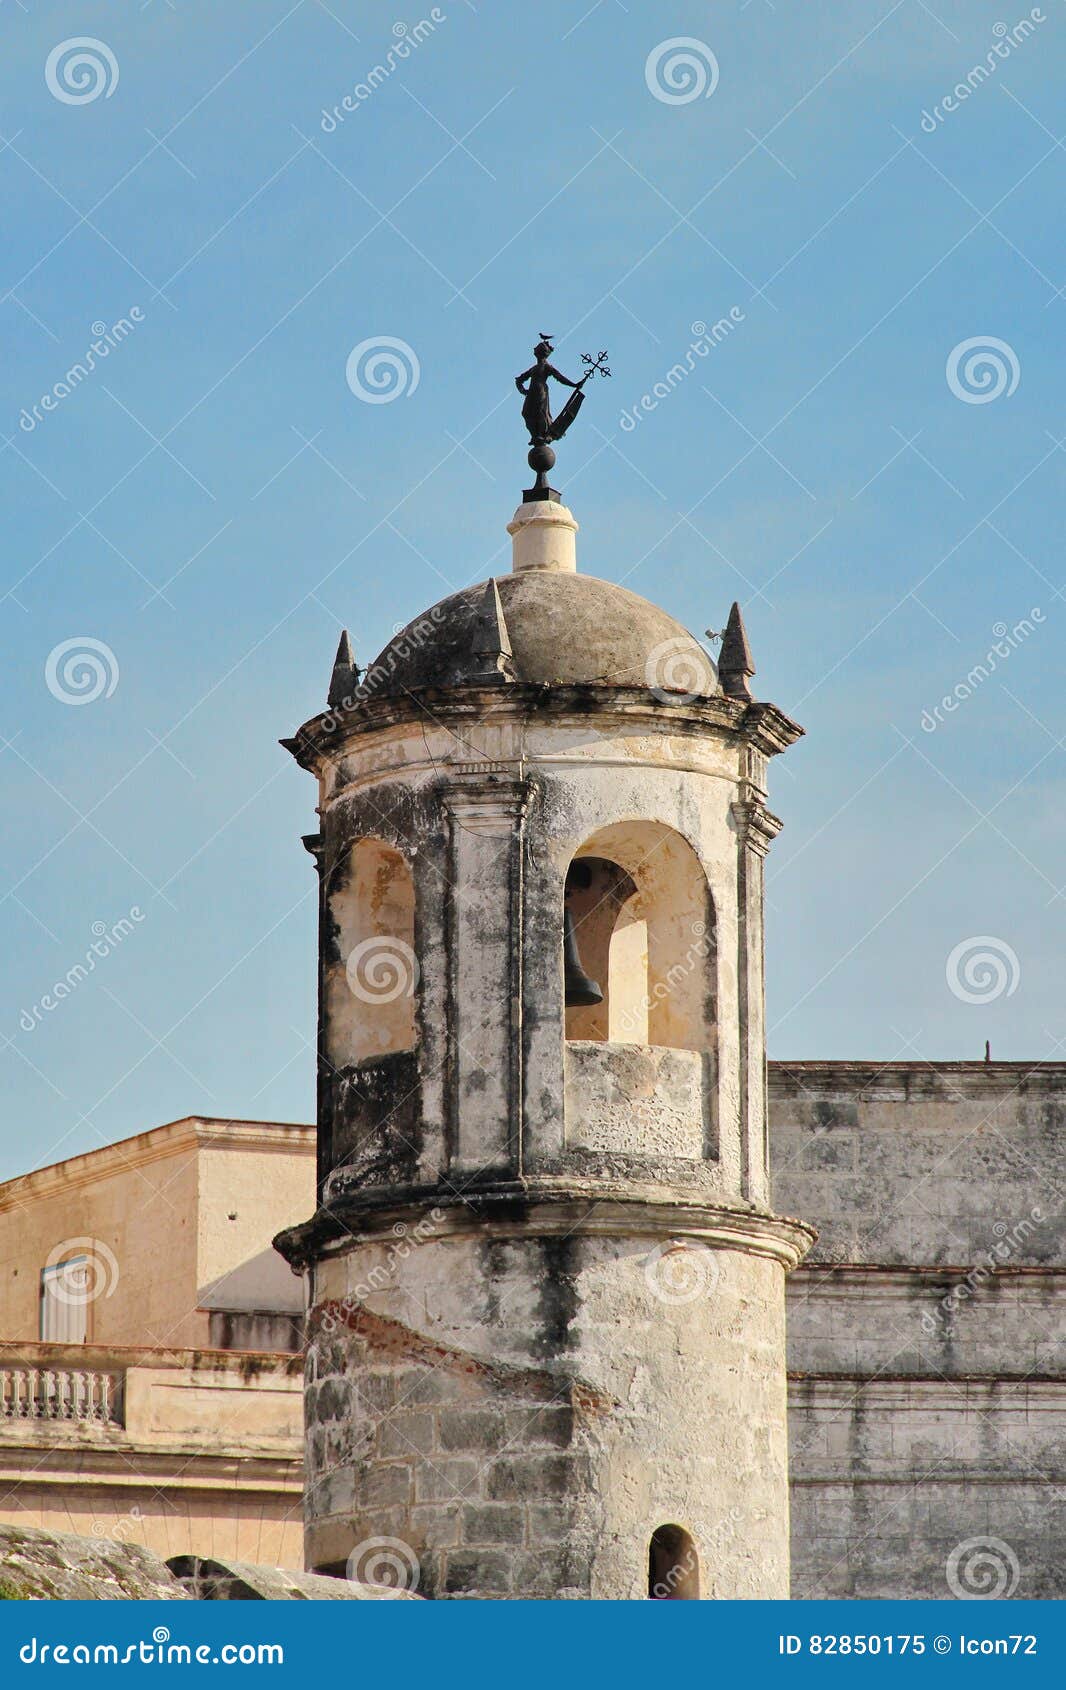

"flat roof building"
[0,1117,314,1568]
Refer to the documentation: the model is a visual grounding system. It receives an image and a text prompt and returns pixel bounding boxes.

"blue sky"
[2,0,1063,1178]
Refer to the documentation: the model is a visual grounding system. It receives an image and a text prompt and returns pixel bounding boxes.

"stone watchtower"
[276,491,813,1600]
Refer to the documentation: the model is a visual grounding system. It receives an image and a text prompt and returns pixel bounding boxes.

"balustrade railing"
[0,1365,123,1425]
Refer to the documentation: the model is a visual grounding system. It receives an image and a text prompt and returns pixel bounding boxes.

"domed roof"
[366,571,719,698]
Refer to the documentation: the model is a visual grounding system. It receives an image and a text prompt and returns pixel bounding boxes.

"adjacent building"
[0,1116,314,1567]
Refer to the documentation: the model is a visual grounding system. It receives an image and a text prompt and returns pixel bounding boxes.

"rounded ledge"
[275,1180,817,1274]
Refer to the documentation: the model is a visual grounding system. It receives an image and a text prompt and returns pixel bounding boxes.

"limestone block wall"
[303,1225,796,1599]
[788,1377,1066,1600]
[769,1062,1066,1600]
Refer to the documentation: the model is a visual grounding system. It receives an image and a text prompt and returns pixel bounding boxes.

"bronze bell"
[563,904,603,1007]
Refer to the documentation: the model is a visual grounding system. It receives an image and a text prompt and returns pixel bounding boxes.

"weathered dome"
[367,570,718,697]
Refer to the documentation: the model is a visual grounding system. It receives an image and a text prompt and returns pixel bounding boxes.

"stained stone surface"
[167,1555,420,1600]
[0,1524,189,1601]
[771,1062,1066,1601]
[277,500,807,1599]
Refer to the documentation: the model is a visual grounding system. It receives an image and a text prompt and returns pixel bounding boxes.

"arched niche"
[563,821,714,1053]
[648,1524,700,1599]
[326,836,419,1068]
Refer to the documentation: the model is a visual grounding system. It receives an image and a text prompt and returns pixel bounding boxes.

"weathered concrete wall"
[303,1226,796,1599]
[771,1062,1065,1268]
[770,1062,1066,1601]
[788,1377,1065,1600]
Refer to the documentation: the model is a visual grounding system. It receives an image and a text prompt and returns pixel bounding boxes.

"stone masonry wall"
[769,1062,1066,1601]
[304,1300,593,1599]
[303,1228,795,1599]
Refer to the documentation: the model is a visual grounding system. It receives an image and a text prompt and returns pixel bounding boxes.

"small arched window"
[648,1524,699,1599]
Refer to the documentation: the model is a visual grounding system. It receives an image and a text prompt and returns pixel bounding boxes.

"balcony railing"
[0,1365,123,1425]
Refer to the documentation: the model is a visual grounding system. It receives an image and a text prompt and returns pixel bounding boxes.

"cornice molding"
[284,685,803,775]
[276,1180,816,1273]
[440,774,531,838]
[0,1120,313,1211]
[769,1058,1066,1100]
[731,797,783,858]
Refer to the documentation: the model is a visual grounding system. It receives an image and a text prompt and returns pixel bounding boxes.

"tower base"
[283,1188,813,1600]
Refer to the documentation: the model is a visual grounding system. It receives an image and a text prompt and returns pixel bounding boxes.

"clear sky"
[2,0,1063,1179]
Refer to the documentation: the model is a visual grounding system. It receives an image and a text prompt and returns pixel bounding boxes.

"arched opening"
[326,836,419,1066]
[648,1524,699,1599]
[562,823,716,1160]
[563,821,714,1052]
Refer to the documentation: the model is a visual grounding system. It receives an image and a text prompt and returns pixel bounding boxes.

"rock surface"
[167,1554,421,1600]
[0,1524,188,1601]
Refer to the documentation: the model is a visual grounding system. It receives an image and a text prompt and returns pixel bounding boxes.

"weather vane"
[515,335,611,502]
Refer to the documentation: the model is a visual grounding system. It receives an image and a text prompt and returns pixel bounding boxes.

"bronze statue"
[515,337,610,502]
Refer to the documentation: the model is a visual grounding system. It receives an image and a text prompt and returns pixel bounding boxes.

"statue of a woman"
[515,338,589,445]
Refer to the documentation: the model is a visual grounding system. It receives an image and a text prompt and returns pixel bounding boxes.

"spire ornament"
[718,602,755,702]
[469,578,516,683]
[515,336,610,503]
[327,629,358,708]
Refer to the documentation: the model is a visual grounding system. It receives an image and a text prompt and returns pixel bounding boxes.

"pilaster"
[440,773,531,1177]
[731,794,782,1207]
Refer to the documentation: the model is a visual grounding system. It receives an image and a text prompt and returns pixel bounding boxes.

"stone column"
[441,773,530,1177]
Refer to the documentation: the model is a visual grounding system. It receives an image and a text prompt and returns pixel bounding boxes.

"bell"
[563,904,603,1007]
